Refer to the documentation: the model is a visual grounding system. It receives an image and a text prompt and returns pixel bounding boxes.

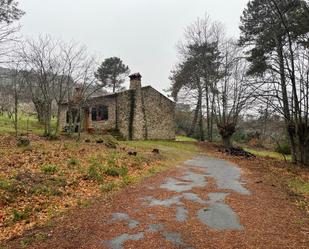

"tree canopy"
[95,57,130,93]
[0,0,24,24]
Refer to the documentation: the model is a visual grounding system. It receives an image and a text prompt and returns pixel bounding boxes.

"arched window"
[92,105,108,121]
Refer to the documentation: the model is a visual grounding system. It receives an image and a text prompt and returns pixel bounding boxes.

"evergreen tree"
[95,57,130,93]
[0,0,25,23]
[239,0,309,165]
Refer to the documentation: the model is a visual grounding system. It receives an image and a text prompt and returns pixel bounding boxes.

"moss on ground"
[0,115,56,136]
[244,147,292,161]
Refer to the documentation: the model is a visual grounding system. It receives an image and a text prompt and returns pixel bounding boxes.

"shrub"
[0,178,19,193]
[30,184,62,196]
[68,158,79,167]
[17,137,30,147]
[87,165,103,182]
[104,166,120,177]
[41,164,58,175]
[119,166,128,177]
[100,182,116,192]
[275,142,291,155]
[121,175,137,186]
[12,207,31,223]
[232,131,248,143]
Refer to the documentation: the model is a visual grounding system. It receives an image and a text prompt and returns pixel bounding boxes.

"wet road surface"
[16,154,309,249]
[103,156,250,249]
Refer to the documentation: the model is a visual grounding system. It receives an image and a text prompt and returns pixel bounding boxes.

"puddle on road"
[185,156,250,195]
[176,206,188,222]
[182,192,207,204]
[104,232,144,249]
[147,223,165,233]
[197,192,244,231]
[163,231,185,246]
[110,213,139,229]
[143,195,183,207]
[104,156,249,248]
[160,171,207,193]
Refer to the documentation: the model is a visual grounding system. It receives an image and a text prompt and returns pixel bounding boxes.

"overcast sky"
[19,0,248,92]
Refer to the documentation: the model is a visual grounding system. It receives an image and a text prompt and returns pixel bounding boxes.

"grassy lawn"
[0,134,199,243]
[244,147,292,161]
[0,115,56,136]
[176,135,198,142]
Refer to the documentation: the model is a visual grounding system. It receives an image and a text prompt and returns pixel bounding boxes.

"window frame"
[91,105,109,121]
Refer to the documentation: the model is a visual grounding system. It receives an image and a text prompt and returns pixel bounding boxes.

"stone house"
[59,73,175,140]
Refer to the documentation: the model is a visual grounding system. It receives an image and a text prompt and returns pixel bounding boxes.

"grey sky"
[19,0,248,92]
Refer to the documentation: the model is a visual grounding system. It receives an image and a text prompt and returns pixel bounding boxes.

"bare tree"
[214,42,257,147]
[171,14,224,141]
[16,35,60,136]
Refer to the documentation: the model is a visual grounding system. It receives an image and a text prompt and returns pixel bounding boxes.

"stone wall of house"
[59,86,175,140]
[87,96,117,131]
[116,91,132,139]
[142,87,175,140]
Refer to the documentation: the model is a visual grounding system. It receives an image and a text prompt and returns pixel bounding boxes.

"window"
[91,105,108,121]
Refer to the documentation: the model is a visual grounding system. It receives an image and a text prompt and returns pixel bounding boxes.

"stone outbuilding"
[59,73,175,140]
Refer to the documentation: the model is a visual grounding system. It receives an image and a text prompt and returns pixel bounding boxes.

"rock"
[96,139,104,144]
[152,149,160,154]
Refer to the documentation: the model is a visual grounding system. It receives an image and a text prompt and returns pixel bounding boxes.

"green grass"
[176,136,198,142]
[288,178,309,196]
[0,115,56,135]
[244,147,292,161]
[40,164,58,175]
[100,182,117,192]
[123,140,198,162]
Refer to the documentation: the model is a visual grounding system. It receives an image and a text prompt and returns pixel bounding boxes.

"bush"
[275,142,291,155]
[100,182,116,192]
[17,137,30,147]
[0,178,20,193]
[68,158,79,167]
[104,166,120,177]
[87,165,103,182]
[232,131,248,143]
[121,175,137,186]
[12,207,31,223]
[118,166,128,177]
[41,164,58,175]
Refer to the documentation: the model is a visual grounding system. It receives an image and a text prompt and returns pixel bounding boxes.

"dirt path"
[5,155,309,249]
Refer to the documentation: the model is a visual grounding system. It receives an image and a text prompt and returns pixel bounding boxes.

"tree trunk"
[43,101,52,136]
[218,123,236,148]
[205,85,210,141]
[14,88,18,137]
[197,84,204,141]
[189,99,200,137]
[33,100,45,123]
[222,135,232,148]
[209,94,215,142]
[198,101,205,141]
[55,104,62,136]
[276,36,298,163]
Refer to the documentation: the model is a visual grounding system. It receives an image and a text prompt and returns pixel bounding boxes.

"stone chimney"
[129,73,142,90]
